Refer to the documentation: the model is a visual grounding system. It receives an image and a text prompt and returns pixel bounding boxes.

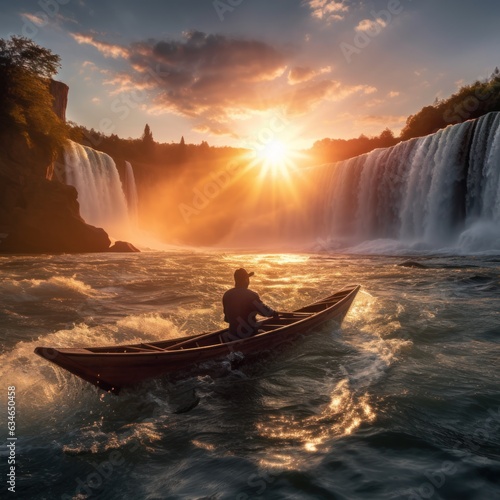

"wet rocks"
[397,260,428,269]
[107,241,141,252]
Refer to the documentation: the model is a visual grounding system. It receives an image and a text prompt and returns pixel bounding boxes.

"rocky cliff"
[0,80,112,253]
[0,131,111,253]
[49,80,69,122]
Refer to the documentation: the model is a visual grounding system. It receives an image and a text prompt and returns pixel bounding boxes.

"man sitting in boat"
[222,268,279,341]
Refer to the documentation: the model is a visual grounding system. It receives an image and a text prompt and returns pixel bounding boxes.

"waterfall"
[63,141,130,234]
[296,112,500,253]
[124,161,139,226]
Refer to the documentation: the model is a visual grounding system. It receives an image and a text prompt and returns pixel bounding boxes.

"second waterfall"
[292,112,500,253]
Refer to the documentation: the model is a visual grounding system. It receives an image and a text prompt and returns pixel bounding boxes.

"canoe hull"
[35,285,360,393]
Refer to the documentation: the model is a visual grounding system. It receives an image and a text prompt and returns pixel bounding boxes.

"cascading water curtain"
[302,112,500,253]
[124,161,139,227]
[63,141,130,234]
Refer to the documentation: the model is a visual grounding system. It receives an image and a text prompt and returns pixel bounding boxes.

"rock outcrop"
[397,260,428,269]
[107,241,141,252]
[0,178,111,253]
[0,90,112,253]
[0,79,141,254]
[49,80,69,122]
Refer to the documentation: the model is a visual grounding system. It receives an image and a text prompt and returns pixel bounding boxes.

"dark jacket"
[222,286,276,339]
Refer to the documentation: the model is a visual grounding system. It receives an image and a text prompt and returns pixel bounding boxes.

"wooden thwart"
[140,343,167,352]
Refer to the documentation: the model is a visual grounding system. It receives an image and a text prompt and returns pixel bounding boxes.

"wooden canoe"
[34,285,360,394]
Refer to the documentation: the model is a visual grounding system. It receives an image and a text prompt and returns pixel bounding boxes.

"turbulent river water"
[0,251,499,499]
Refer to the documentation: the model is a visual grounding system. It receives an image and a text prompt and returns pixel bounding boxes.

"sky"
[2,0,500,149]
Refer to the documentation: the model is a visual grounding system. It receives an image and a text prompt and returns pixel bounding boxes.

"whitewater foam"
[0,312,187,413]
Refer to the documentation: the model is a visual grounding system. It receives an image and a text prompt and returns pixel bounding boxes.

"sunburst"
[253,140,297,178]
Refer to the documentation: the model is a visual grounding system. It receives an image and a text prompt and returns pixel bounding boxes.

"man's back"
[223,286,275,339]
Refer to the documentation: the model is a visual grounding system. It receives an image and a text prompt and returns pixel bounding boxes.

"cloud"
[20,10,78,31]
[79,60,110,78]
[20,12,47,26]
[287,81,376,115]
[288,65,332,84]
[303,0,349,23]
[71,33,129,59]
[356,114,407,128]
[122,31,291,134]
[103,72,156,96]
[355,18,387,33]
[74,31,371,137]
[287,79,341,114]
[75,30,288,133]
[131,30,287,84]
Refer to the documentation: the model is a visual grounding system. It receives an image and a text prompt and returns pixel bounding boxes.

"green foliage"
[311,128,399,163]
[400,69,500,140]
[0,36,67,153]
[68,122,223,169]
[0,36,61,79]
[399,105,445,141]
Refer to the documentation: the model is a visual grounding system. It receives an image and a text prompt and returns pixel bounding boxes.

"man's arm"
[252,294,279,318]
[222,291,229,323]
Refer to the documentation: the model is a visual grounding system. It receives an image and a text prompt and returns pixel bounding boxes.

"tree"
[399,105,446,141]
[0,36,67,151]
[379,128,395,141]
[0,36,61,79]
[141,123,155,158]
[142,123,154,143]
[398,67,500,140]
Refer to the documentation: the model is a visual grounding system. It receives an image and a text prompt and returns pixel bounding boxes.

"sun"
[253,140,296,178]
[259,140,287,163]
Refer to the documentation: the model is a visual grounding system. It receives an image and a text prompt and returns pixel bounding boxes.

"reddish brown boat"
[34,285,360,394]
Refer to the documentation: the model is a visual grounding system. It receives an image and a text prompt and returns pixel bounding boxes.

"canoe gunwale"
[40,285,360,357]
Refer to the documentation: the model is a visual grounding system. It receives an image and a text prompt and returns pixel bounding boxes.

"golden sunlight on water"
[222,253,310,266]
[252,287,412,469]
[62,422,163,455]
[255,379,376,465]
[192,440,217,452]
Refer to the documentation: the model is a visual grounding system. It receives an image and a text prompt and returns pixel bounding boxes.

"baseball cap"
[234,268,254,281]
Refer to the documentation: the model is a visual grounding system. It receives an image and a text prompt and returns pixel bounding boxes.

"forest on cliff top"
[2,36,500,172]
